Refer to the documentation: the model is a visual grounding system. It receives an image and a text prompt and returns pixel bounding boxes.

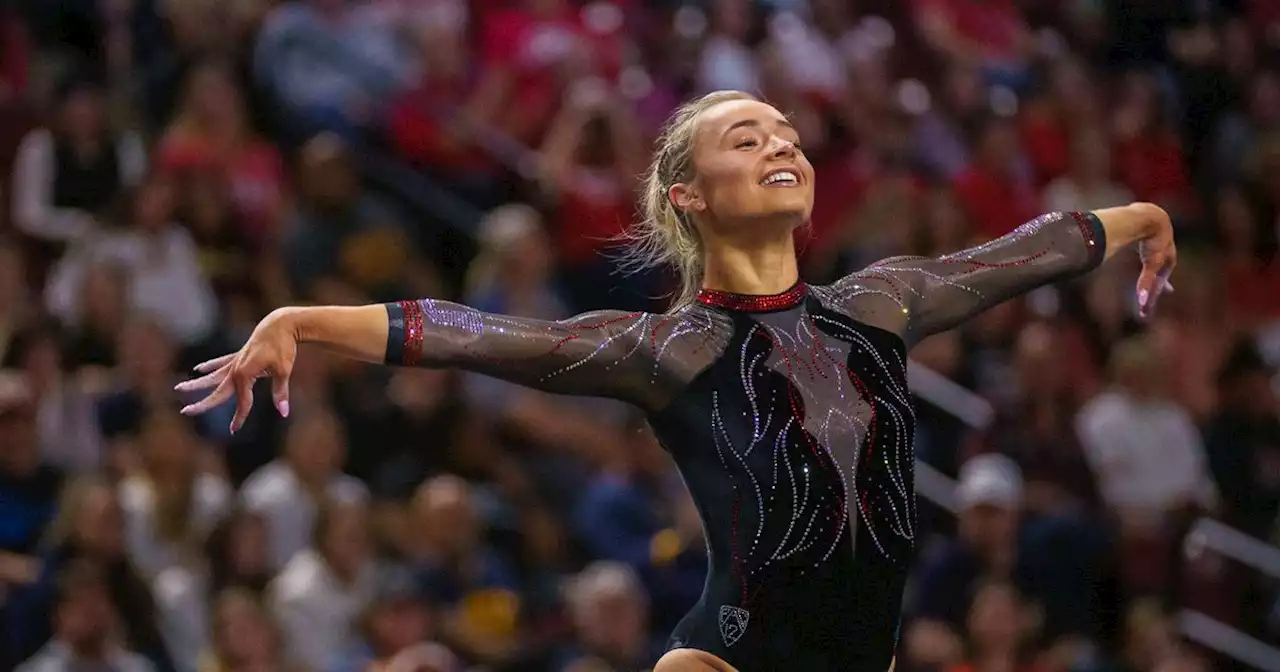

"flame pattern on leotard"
[383,211,1107,671]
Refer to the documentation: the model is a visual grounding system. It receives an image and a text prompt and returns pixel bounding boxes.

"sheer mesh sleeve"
[383,299,729,411]
[823,211,1106,346]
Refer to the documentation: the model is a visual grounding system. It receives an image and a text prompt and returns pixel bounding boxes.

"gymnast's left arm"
[837,202,1174,346]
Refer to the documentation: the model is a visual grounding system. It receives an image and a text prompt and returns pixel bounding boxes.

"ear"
[668,182,705,216]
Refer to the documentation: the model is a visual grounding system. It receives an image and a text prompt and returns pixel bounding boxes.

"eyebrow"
[721,117,796,140]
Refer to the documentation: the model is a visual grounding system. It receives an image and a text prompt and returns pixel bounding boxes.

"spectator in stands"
[2,322,105,473]
[1214,185,1280,331]
[120,411,230,577]
[407,476,521,666]
[1076,336,1217,597]
[1018,58,1104,187]
[476,0,599,144]
[914,0,1032,89]
[907,455,1025,668]
[16,560,155,672]
[538,84,648,313]
[572,419,671,573]
[203,509,272,598]
[96,317,194,469]
[60,261,128,370]
[1076,336,1218,520]
[241,406,368,570]
[157,60,286,243]
[1110,71,1192,219]
[951,114,1038,239]
[11,74,146,245]
[332,565,441,672]
[269,498,377,672]
[199,587,292,672]
[986,321,1098,514]
[253,0,416,138]
[0,239,31,364]
[915,64,985,181]
[1042,126,1133,214]
[558,561,658,671]
[4,476,170,670]
[0,378,62,559]
[286,134,437,304]
[948,579,1040,672]
[45,176,218,347]
[1205,340,1280,540]
[1212,69,1280,184]
[387,12,506,209]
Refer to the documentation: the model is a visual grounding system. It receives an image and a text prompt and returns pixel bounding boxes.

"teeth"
[761,171,798,185]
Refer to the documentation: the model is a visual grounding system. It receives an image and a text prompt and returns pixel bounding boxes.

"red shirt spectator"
[953,119,1039,238]
[1112,132,1191,210]
[157,62,285,242]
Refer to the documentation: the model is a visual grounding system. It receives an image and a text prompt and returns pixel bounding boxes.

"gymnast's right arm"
[176,299,662,430]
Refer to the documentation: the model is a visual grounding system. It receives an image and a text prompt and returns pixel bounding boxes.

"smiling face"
[670,99,815,235]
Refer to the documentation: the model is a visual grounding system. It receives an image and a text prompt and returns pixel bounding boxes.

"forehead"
[695,99,791,140]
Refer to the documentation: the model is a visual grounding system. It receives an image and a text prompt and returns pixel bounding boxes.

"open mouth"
[759,170,800,187]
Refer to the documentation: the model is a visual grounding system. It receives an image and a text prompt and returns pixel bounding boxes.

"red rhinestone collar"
[696,281,808,312]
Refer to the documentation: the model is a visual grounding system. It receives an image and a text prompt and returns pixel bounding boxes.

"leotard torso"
[385,212,1106,671]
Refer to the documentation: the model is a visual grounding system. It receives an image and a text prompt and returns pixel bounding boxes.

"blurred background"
[0,0,1278,671]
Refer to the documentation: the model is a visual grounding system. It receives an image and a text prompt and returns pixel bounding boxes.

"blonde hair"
[623,90,758,310]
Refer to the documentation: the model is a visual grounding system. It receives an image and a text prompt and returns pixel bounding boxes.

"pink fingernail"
[278,401,290,418]
[229,421,238,435]
[1138,289,1149,307]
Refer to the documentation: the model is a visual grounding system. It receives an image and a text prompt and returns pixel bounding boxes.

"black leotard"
[384,212,1106,671]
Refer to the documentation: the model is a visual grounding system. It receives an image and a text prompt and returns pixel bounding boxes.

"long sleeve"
[11,130,96,242]
[383,300,726,411]
[825,211,1106,346]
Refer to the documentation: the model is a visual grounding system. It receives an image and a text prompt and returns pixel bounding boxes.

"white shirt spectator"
[44,225,218,345]
[1043,177,1133,214]
[119,473,233,577]
[268,548,376,672]
[10,128,146,242]
[1076,390,1218,513]
[240,460,369,569]
[151,566,211,672]
[17,641,155,672]
[697,35,760,94]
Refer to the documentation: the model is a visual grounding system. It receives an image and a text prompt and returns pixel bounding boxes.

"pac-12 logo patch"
[718,605,749,647]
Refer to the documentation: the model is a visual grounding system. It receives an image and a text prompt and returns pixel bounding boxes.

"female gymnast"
[177,91,1176,672]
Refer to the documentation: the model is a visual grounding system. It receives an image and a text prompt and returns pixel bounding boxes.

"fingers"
[180,376,236,416]
[271,371,291,419]
[174,365,231,393]
[231,373,255,435]
[1137,256,1176,320]
[193,353,237,373]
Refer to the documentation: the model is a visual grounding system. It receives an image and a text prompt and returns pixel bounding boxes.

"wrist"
[1127,202,1167,239]
[268,306,309,343]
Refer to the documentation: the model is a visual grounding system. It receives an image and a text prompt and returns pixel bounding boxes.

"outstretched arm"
[831,203,1175,346]
[177,300,677,431]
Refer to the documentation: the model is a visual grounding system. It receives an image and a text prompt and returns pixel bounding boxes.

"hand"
[175,309,298,432]
[1133,204,1177,320]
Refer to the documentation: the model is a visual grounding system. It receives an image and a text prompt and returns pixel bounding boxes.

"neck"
[700,228,800,296]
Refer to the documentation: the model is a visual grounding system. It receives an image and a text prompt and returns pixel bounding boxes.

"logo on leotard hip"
[718,605,749,647]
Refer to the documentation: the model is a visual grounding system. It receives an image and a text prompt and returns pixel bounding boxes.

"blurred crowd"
[0,0,1278,671]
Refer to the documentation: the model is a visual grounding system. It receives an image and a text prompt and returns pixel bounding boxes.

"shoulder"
[270,549,325,604]
[328,475,369,503]
[240,462,292,507]
[118,477,153,513]
[15,127,52,156]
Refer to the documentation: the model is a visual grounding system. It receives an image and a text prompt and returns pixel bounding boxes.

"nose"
[769,136,797,159]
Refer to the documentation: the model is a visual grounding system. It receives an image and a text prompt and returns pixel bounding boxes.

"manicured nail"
[277,401,289,418]
[180,405,193,415]
[1138,289,1149,308]
[229,421,238,435]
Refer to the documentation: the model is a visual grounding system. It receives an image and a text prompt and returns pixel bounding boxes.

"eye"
[735,138,758,150]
